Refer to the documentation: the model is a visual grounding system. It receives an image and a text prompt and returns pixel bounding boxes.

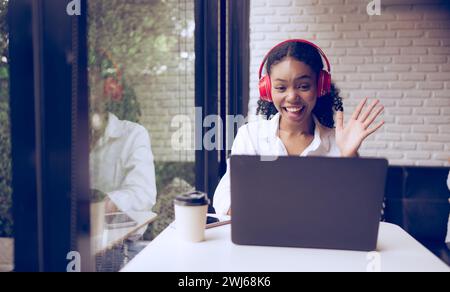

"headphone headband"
[258,39,331,79]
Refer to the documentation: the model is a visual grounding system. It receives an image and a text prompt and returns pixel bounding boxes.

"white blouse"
[90,113,157,213]
[212,113,342,215]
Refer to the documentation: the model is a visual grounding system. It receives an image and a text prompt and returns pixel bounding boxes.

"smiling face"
[270,57,318,125]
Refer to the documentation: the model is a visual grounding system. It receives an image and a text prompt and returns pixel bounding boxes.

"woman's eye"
[275,86,286,91]
[297,84,311,90]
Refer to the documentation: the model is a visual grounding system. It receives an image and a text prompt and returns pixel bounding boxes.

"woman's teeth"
[285,106,304,113]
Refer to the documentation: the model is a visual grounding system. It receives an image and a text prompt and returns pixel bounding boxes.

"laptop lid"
[230,155,388,252]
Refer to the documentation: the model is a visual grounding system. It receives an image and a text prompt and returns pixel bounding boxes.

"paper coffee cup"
[174,192,210,242]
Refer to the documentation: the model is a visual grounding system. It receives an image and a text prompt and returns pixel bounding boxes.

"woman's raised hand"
[335,97,385,157]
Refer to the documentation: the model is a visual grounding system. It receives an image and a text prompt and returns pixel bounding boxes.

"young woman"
[213,39,385,215]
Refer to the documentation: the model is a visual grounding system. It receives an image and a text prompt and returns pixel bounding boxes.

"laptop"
[230,155,388,252]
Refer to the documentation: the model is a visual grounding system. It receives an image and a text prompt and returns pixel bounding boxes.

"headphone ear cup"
[318,70,331,97]
[323,71,331,95]
[259,75,273,102]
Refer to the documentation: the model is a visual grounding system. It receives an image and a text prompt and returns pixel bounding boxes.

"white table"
[122,222,449,272]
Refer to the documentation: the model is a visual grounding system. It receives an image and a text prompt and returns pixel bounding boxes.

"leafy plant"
[87,0,185,123]
[88,0,182,78]
[89,48,142,123]
[145,161,195,240]
[154,161,195,194]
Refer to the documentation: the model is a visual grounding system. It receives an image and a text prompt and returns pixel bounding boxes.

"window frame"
[9,0,91,272]
[194,0,250,210]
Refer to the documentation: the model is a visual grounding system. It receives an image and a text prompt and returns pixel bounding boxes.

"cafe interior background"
[0,0,449,272]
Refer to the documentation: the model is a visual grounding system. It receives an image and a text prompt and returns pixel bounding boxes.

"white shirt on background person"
[90,112,157,215]
[213,113,341,215]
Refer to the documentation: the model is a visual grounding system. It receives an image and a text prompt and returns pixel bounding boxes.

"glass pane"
[0,0,13,273]
[88,0,195,271]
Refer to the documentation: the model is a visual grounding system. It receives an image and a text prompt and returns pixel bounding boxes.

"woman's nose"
[285,88,300,102]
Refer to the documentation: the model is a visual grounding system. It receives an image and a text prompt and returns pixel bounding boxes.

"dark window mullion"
[9,0,40,272]
[228,0,250,120]
[196,0,249,212]
[195,0,220,207]
[10,0,91,271]
[219,0,227,178]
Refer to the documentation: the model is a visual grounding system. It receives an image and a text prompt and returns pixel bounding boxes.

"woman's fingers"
[335,110,344,132]
[363,105,384,129]
[359,99,380,123]
[364,120,385,137]
[351,97,368,121]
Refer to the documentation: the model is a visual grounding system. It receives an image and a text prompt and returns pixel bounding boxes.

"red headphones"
[258,39,332,102]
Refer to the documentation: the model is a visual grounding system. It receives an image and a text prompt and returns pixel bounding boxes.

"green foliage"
[88,0,182,76]
[154,161,195,193]
[0,0,12,238]
[88,0,180,124]
[0,1,7,60]
[105,83,142,124]
[89,50,142,123]
[146,161,195,240]
[87,0,184,123]
[0,100,12,238]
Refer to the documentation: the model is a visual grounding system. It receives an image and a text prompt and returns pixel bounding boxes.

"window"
[88,0,196,271]
[8,0,249,271]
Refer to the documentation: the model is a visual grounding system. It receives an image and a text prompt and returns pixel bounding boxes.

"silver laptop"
[230,155,388,251]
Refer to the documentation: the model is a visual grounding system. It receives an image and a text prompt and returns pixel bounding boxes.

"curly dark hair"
[256,41,343,128]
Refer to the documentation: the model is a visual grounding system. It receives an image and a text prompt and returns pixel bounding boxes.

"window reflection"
[88,0,195,271]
